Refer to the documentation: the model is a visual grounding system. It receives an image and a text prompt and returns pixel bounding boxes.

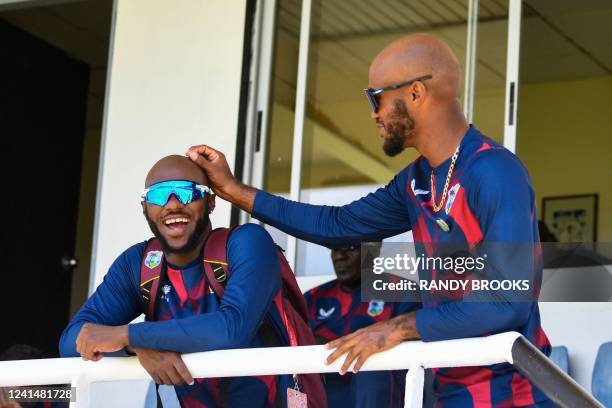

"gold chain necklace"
[431,145,460,213]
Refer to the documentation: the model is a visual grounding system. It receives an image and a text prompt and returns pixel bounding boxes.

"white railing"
[0,332,600,408]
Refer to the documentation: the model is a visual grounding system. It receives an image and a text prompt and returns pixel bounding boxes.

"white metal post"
[286,0,312,269]
[238,0,265,225]
[503,0,522,153]
[463,0,479,122]
[242,0,278,225]
[88,0,118,295]
[404,365,425,408]
[71,372,91,408]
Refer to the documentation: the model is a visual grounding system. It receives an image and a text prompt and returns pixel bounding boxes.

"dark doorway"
[0,0,112,357]
[0,19,88,356]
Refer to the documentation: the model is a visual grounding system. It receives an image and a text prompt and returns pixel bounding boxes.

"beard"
[382,99,416,157]
[144,208,210,255]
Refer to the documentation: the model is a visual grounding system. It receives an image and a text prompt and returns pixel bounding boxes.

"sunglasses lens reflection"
[146,184,204,206]
[365,89,378,112]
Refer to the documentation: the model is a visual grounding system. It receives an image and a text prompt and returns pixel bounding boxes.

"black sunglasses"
[364,75,432,113]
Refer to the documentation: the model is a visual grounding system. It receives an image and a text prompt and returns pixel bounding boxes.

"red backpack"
[140,227,327,408]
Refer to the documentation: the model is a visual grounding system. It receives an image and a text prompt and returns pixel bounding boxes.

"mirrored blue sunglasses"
[141,180,214,206]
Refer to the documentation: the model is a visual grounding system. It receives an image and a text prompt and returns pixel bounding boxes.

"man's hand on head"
[185,145,237,198]
[75,323,129,361]
[324,311,419,375]
[133,348,194,386]
[185,144,257,212]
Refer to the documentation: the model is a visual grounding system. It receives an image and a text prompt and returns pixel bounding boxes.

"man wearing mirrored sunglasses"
[59,155,301,407]
[186,32,553,408]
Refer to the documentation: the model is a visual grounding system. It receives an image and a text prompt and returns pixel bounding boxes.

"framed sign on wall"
[542,194,598,242]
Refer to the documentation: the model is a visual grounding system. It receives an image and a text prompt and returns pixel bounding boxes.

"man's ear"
[141,201,146,214]
[409,81,428,106]
[207,194,216,214]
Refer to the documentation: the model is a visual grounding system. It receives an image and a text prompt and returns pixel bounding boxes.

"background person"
[304,245,420,407]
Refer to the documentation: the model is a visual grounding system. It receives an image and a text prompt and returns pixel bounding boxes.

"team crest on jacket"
[144,250,163,269]
[445,183,461,214]
[367,300,385,317]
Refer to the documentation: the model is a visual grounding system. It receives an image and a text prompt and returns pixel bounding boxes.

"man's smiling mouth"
[164,217,190,225]
[162,216,191,234]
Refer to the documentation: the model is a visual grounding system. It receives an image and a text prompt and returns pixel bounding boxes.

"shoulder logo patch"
[144,250,163,269]
[161,284,172,301]
[367,300,385,317]
[445,183,461,215]
[317,307,335,320]
[411,178,430,196]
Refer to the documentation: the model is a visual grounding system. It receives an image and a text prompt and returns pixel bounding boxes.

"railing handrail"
[0,332,520,385]
[0,332,603,408]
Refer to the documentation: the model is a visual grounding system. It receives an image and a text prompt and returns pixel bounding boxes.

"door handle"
[61,256,78,272]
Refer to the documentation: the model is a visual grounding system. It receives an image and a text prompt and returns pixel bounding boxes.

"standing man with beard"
[186,33,554,407]
[59,155,311,407]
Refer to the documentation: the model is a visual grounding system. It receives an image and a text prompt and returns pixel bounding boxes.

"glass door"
[515,0,612,243]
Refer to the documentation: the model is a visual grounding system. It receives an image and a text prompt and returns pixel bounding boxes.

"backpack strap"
[140,239,166,321]
[203,226,284,346]
[141,227,235,320]
[202,227,239,408]
[202,227,239,297]
[275,246,310,323]
[205,228,327,406]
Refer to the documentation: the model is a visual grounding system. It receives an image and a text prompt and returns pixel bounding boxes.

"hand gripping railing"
[0,332,603,407]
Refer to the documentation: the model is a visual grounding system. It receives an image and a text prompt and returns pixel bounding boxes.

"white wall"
[91,380,151,408]
[91,0,247,290]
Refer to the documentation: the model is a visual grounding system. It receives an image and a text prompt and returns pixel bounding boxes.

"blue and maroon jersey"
[304,279,419,342]
[60,223,293,407]
[305,279,420,407]
[151,258,291,406]
[252,126,553,407]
